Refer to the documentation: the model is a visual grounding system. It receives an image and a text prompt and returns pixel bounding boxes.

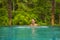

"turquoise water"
[0,26,60,40]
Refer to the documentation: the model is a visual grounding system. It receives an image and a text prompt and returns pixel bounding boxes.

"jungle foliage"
[0,0,60,26]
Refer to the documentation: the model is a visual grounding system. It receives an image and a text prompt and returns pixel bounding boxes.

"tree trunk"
[8,0,12,26]
[59,14,60,25]
[51,0,55,26]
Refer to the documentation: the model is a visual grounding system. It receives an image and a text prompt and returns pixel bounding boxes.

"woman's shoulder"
[30,24,38,26]
[35,24,38,26]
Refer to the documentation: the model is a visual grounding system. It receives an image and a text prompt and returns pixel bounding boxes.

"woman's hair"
[31,18,37,23]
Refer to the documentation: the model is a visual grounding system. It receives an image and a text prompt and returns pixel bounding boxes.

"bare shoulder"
[30,24,33,26]
[35,24,38,26]
[29,24,38,26]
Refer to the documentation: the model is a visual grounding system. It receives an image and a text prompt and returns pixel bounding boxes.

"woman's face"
[31,19,35,24]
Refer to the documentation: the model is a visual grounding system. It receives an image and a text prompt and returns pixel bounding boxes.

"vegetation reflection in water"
[0,26,60,40]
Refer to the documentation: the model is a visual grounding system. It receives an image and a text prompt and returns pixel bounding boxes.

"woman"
[30,19,38,36]
[30,19,38,26]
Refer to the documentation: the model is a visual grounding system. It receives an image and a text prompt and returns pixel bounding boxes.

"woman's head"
[31,19,36,24]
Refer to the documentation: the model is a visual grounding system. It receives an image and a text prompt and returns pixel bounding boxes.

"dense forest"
[0,0,60,26]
